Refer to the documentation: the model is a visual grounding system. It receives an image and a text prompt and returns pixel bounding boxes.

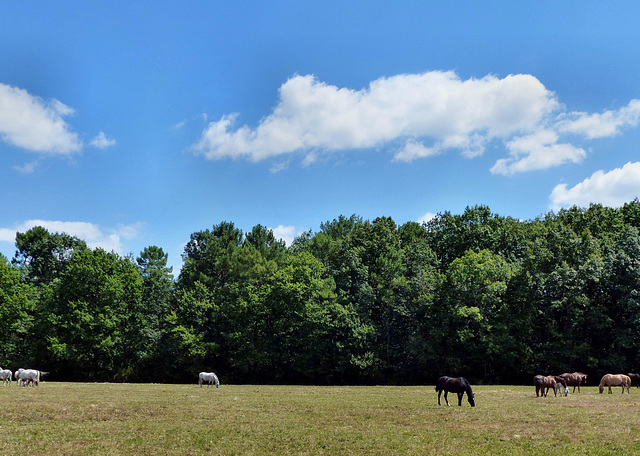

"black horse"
[435,376,475,407]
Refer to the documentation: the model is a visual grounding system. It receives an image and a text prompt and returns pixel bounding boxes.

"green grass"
[0,383,639,455]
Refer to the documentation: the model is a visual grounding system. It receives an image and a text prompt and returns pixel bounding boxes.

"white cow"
[198,372,220,388]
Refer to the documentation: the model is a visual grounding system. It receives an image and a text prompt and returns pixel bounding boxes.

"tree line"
[2,202,640,385]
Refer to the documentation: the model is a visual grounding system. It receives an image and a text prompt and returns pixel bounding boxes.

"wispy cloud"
[90,131,116,149]
[0,220,144,254]
[550,162,640,210]
[12,160,39,174]
[193,71,640,175]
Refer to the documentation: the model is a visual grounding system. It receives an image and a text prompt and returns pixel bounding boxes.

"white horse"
[0,368,11,386]
[198,372,220,388]
[16,369,45,387]
[14,368,25,386]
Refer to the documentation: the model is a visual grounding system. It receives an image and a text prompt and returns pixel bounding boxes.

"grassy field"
[0,382,639,455]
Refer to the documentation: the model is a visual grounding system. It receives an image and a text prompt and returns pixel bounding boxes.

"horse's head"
[468,392,476,407]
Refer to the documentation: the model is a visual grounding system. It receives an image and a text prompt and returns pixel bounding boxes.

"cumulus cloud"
[0,83,82,154]
[491,129,587,175]
[193,71,640,174]
[270,225,305,246]
[90,131,116,149]
[194,71,560,163]
[555,100,640,139]
[550,162,640,210]
[0,220,143,254]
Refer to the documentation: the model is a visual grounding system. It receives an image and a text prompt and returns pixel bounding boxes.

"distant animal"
[534,375,561,397]
[198,372,220,388]
[553,376,569,396]
[14,368,26,386]
[599,374,631,394]
[627,373,640,388]
[559,372,588,393]
[0,368,11,386]
[435,376,475,407]
[15,369,47,387]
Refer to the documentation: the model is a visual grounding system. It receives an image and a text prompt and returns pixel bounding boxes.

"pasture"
[0,383,638,455]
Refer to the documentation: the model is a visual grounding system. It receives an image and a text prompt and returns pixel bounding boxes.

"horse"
[14,368,25,386]
[435,376,475,407]
[534,375,561,397]
[553,376,569,396]
[198,372,220,388]
[16,369,47,387]
[599,374,631,394]
[0,368,11,386]
[559,372,588,393]
[627,373,640,388]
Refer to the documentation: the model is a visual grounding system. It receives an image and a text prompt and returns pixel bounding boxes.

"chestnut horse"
[435,376,475,407]
[534,375,561,397]
[559,372,588,393]
[599,374,631,394]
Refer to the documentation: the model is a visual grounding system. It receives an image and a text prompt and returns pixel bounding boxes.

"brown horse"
[534,375,561,397]
[599,374,631,394]
[559,372,588,393]
[627,373,640,388]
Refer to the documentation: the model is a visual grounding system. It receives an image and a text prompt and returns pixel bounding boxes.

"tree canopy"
[3,202,640,384]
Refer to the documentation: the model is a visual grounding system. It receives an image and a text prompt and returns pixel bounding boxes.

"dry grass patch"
[0,383,638,455]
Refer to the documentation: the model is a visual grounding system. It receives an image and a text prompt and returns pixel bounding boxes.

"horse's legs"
[437,390,442,405]
[443,391,451,406]
[608,386,612,394]
[457,392,463,406]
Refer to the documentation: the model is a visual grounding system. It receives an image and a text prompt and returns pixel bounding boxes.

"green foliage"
[3,204,640,384]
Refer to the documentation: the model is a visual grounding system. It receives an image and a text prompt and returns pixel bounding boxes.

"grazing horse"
[15,369,46,387]
[435,376,475,407]
[553,376,569,396]
[627,373,640,388]
[534,375,561,397]
[0,368,11,386]
[559,372,588,393]
[599,374,631,394]
[198,372,220,388]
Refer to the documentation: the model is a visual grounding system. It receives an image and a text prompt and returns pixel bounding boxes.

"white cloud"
[193,71,640,175]
[270,225,305,246]
[12,160,39,174]
[90,131,116,149]
[550,162,640,210]
[491,129,586,175]
[417,212,437,225]
[0,83,82,154]
[555,100,640,139]
[394,139,440,162]
[194,71,560,166]
[0,220,143,255]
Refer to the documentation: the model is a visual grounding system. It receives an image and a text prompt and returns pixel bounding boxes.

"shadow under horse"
[435,376,475,407]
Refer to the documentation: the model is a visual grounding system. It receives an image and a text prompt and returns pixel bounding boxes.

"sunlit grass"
[0,383,638,455]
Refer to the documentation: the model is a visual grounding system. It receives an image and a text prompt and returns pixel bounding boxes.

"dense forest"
[2,202,640,385]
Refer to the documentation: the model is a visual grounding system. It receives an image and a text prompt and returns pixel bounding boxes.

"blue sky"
[2,1,640,273]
